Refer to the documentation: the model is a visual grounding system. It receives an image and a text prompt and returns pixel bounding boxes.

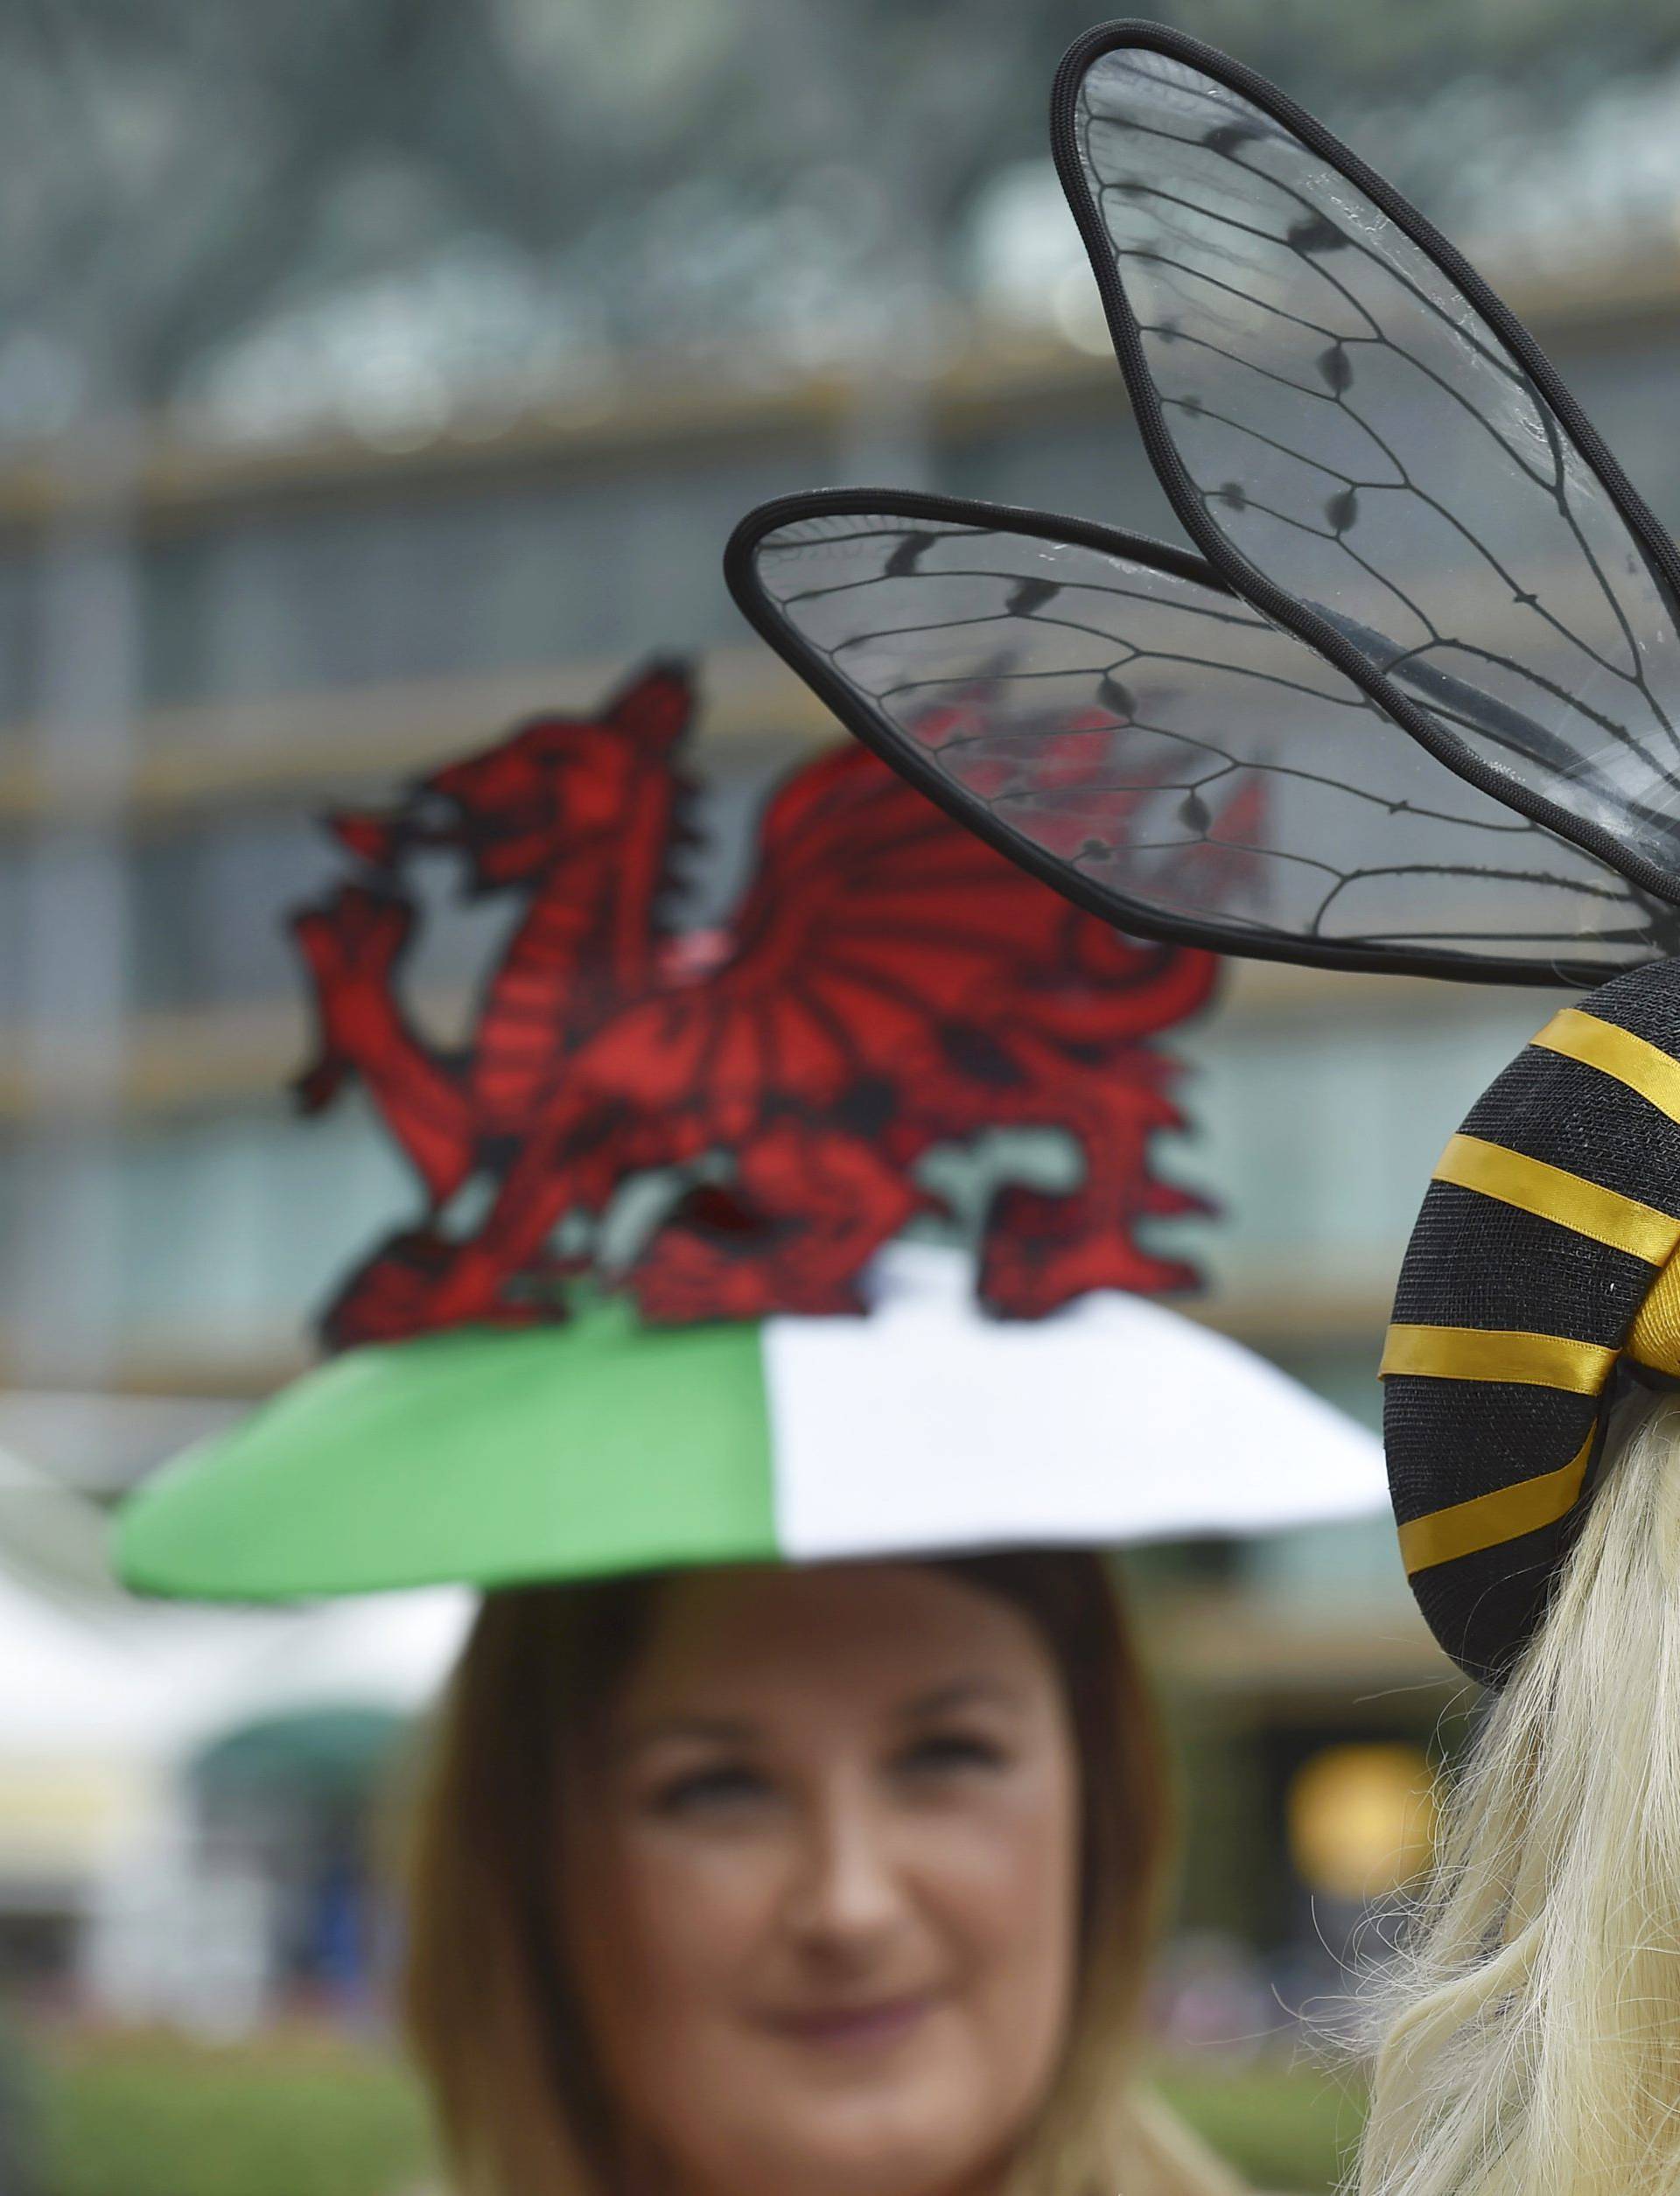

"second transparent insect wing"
[727,493,1676,984]
[1054,23,1680,908]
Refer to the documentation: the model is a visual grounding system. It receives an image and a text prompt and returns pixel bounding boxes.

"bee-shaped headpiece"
[730,20,1680,1682]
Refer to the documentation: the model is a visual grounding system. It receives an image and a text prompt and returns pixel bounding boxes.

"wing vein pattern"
[732,500,1676,982]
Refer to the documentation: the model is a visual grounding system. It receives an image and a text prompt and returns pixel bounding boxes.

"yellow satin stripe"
[1398,1434,1595,1577]
[1433,1134,1680,1265]
[1629,1255,1680,1378]
[1532,1007,1680,1127]
[1380,1324,1616,1394]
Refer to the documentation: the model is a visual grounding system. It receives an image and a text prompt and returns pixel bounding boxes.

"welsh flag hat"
[120,1244,1382,1601]
[118,666,1382,1604]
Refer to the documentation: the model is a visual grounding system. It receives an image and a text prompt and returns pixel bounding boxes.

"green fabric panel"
[116,1303,777,1602]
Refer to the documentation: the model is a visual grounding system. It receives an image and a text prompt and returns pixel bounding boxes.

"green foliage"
[30,2028,1364,2196]
[36,2030,434,2196]
[1159,2058,1369,2194]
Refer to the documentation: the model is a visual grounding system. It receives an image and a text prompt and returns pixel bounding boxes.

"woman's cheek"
[920,1772,1081,2060]
[612,1823,788,1997]
[922,1769,1077,1936]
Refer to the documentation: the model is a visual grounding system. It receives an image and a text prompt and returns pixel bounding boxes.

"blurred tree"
[3,0,1679,445]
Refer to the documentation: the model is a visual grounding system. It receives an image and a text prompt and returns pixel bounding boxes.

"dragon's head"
[327,661,694,892]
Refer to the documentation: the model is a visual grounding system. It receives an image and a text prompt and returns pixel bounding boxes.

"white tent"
[0,1449,183,1906]
[0,1437,472,2032]
[0,1432,472,1759]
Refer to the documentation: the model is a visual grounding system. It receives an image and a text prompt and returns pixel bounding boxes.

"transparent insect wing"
[727,497,1676,983]
[1055,27,1680,907]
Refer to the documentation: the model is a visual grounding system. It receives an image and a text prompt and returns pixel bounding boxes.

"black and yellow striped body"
[1384,966,1680,1683]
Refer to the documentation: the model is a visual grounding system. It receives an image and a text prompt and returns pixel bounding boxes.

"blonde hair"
[402,1554,1240,2196]
[1355,1393,1680,2196]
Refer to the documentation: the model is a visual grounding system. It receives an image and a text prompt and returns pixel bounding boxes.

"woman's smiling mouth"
[760,1993,942,2051]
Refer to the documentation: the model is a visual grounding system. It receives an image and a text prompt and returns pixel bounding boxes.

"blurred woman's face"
[564,1562,1082,2196]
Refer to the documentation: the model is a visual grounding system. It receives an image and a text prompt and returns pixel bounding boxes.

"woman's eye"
[649,1763,772,1818]
[898,1731,1006,1780]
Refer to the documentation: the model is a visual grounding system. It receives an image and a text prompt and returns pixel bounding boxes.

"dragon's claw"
[979,1185,1197,1318]
[321,1230,538,1350]
[290,883,415,982]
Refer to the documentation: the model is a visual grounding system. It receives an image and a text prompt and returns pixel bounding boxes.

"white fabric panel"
[766,1245,1384,1560]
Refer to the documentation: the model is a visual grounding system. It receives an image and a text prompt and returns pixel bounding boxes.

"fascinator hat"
[729,22,1680,1684]
[117,664,1381,1605]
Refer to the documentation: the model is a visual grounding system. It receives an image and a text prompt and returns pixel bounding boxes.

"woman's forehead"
[616,1562,1054,1723]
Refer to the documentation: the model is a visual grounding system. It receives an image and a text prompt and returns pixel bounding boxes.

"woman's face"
[564,1562,1082,2196]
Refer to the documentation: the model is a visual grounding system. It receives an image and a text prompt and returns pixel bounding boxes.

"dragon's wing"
[1053,23,1680,906]
[728,493,1675,983]
[584,719,1214,1116]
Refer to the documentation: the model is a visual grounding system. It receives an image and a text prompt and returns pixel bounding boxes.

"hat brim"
[116,1248,1385,1605]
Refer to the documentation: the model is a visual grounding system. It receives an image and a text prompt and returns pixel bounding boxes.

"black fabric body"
[1387,959,1680,1681]
[1410,1515,1594,1689]
[1460,1047,1680,1205]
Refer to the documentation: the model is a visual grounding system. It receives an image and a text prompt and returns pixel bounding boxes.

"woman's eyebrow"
[897,1675,1021,1720]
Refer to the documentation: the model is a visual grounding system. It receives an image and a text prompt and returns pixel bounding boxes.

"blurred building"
[4,241,1680,1998]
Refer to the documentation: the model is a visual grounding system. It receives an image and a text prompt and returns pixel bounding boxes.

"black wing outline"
[1050,18,1680,913]
[727,487,1676,985]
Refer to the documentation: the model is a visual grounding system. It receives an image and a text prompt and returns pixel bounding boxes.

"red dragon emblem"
[290,662,1218,1347]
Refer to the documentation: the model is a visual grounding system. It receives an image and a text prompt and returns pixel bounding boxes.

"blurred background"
[6,0,1680,2187]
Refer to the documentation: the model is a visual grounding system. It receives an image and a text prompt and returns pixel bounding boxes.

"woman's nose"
[783,1777,910,1954]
